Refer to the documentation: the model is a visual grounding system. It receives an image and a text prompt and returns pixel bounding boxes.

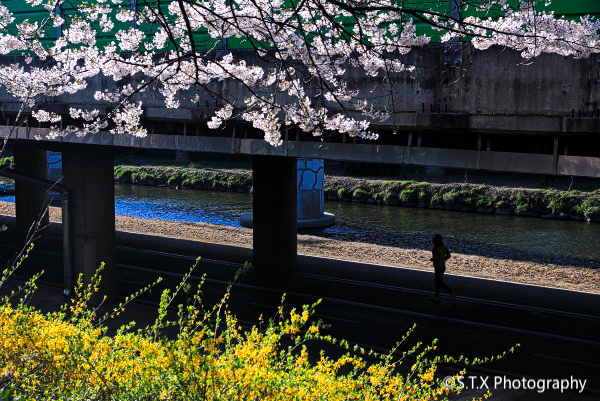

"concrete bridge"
[1,45,599,297]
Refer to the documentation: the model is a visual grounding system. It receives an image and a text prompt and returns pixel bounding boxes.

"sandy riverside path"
[1,201,598,294]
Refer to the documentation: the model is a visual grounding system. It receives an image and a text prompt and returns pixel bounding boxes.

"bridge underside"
[7,126,600,300]
[5,140,302,299]
[5,125,600,178]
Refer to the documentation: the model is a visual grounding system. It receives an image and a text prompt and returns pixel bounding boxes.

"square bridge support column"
[14,146,49,237]
[252,155,297,271]
[62,145,116,301]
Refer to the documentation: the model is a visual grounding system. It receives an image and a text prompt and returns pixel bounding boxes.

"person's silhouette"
[431,234,455,301]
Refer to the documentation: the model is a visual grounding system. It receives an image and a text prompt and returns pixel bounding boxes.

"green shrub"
[114,165,132,182]
[324,187,338,200]
[442,189,477,209]
[352,188,369,202]
[495,199,510,210]
[167,175,181,187]
[337,187,351,201]
[377,189,397,205]
[0,156,14,168]
[546,192,580,215]
[130,172,141,184]
[512,191,551,215]
[399,186,419,205]
[430,192,444,207]
[212,179,227,191]
[577,195,600,219]
[417,185,433,206]
[475,197,494,209]
[512,192,530,214]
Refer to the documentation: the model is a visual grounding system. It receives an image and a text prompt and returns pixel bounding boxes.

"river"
[114,184,600,262]
[2,182,599,262]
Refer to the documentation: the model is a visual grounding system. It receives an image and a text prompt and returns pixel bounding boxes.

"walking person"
[431,234,455,301]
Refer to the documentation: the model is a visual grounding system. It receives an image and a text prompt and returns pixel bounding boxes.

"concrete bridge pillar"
[14,146,49,236]
[252,155,297,271]
[240,158,334,230]
[62,145,116,300]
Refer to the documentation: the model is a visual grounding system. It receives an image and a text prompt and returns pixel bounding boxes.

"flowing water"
[115,185,600,261]
[2,182,600,261]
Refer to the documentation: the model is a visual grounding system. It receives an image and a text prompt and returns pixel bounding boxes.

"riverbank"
[113,163,600,222]
[2,155,600,222]
[1,201,597,294]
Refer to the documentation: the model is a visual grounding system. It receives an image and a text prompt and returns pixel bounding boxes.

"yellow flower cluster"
[0,299,473,401]
[0,256,508,401]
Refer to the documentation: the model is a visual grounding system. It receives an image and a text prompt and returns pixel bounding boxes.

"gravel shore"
[1,201,598,294]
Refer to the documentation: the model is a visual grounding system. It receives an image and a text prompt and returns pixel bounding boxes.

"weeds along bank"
[3,157,598,222]
[114,164,600,222]
[114,164,253,193]
[324,179,600,222]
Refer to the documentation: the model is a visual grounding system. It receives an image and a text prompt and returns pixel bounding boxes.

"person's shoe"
[431,295,440,302]
[451,291,457,300]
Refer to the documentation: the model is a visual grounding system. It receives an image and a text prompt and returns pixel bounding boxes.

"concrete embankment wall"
[113,164,600,222]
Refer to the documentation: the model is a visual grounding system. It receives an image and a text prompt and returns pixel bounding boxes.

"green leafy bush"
[442,189,477,210]
[577,195,600,219]
[352,188,369,202]
[417,185,433,206]
[114,165,132,182]
[324,187,338,200]
[0,156,13,169]
[546,191,580,216]
[167,175,182,187]
[475,196,494,209]
[377,189,397,205]
[398,185,419,206]
[512,192,531,214]
[430,192,444,207]
[337,187,351,201]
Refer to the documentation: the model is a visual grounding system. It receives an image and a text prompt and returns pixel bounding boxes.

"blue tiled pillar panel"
[297,158,324,221]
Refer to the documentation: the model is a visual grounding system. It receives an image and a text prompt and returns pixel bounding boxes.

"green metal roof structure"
[2,1,599,50]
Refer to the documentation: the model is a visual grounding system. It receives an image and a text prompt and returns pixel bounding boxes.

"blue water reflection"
[114,185,249,227]
[2,183,600,260]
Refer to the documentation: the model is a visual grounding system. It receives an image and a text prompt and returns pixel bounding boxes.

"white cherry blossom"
[0,1,597,146]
